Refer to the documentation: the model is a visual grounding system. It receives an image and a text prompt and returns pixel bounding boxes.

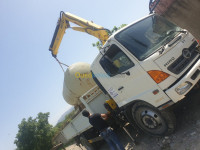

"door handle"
[121,71,130,76]
[118,86,124,91]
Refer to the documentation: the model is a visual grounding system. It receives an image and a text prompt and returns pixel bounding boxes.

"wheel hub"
[141,110,162,129]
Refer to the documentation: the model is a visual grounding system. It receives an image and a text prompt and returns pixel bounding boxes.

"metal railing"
[149,0,161,14]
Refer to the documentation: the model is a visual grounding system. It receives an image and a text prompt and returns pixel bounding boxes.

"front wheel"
[131,102,176,136]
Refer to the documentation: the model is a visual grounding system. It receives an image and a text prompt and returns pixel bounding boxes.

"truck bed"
[61,86,109,141]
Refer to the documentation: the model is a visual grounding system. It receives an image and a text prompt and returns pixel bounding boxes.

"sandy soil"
[66,87,200,150]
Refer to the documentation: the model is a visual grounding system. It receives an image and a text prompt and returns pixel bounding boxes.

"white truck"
[50,12,200,149]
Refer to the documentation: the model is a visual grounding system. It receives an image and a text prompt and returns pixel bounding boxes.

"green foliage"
[14,112,54,150]
[92,41,102,50]
[110,24,127,34]
[92,24,127,50]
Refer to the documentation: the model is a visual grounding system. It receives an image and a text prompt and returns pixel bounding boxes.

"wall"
[154,0,200,40]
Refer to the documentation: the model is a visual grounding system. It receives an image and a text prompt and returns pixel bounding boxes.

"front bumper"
[165,58,200,102]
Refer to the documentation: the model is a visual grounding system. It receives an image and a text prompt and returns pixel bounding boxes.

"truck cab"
[91,14,200,136]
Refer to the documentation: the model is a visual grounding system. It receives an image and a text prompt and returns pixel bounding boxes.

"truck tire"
[80,136,94,150]
[131,102,176,136]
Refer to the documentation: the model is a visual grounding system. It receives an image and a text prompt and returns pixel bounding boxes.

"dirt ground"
[65,87,200,150]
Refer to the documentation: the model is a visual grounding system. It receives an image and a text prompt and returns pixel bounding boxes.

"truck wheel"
[80,136,94,150]
[131,102,176,136]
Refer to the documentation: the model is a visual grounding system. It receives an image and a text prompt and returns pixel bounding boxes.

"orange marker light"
[148,70,169,84]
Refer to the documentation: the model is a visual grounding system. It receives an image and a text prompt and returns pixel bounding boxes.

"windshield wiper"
[159,30,186,55]
[158,36,172,54]
[166,30,187,36]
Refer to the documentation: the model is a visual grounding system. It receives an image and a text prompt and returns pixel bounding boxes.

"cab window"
[100,44,134,76]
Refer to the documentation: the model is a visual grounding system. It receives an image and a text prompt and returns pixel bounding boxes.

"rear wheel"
[131,102,176,136]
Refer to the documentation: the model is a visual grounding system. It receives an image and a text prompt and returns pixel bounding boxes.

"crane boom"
[49,11,109,57]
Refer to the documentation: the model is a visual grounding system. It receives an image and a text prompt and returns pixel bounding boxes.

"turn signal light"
[147,70,169,84]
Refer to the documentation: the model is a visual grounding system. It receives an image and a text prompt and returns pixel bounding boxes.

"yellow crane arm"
[49,11,109,57]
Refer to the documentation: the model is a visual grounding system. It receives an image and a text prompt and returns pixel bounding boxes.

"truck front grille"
[168,41,198,74]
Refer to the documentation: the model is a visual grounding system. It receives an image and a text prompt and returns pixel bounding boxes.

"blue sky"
[0,0,149,149]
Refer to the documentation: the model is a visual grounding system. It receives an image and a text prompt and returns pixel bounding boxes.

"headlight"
[175,81,192,95]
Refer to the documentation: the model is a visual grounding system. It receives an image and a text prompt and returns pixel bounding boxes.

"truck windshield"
[115,15,181,61]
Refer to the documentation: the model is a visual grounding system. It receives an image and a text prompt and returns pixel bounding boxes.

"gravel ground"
[66,87,200,150]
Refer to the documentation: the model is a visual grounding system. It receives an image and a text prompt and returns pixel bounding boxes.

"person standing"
[82,110,125,150]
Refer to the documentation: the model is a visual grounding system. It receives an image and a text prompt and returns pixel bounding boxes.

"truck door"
[97,42,164,107]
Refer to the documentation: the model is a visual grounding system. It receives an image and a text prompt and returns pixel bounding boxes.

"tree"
[14,112,54,150]
[92,24,127,50]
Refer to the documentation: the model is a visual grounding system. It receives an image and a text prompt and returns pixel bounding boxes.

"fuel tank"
[63,62,96,106]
